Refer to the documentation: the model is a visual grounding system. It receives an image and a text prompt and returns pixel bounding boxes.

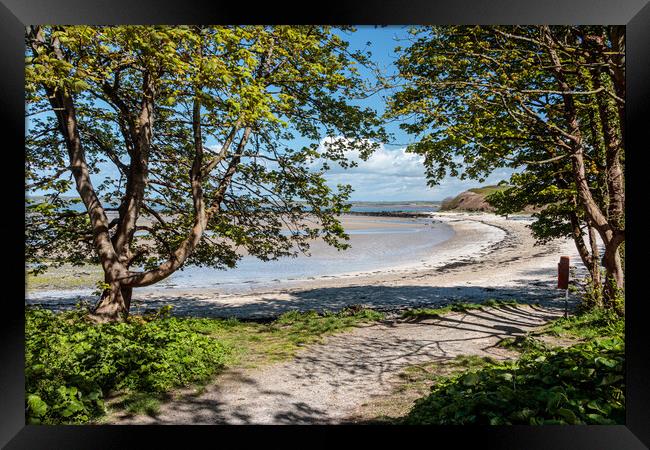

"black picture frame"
[2,1,649,448]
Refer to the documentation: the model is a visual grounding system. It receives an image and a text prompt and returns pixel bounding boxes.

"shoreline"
[24,212,501,298]
[25,212,586,318]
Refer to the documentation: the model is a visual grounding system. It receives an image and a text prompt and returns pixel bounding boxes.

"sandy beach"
[27,212,586,318]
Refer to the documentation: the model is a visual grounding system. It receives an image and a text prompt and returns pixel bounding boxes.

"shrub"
[25,307,231,424]
[404,336,624,425]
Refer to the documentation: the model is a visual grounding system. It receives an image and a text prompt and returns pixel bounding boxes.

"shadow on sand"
[110,297,566,425]
[30,281,578,320]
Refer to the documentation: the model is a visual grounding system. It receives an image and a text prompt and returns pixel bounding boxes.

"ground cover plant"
[25,305,384,424]
[403,308,625,425]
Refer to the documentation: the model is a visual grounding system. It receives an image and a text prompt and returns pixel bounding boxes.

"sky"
[30,26,515,202]
[315,26,515,201]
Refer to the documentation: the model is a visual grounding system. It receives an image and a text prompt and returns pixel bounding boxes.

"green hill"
[439,185,507,212]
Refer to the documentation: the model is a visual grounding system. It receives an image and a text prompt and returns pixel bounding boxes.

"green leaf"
[27,394,48,417]
[594,357,618,368]
[462,373,480,386]
[599,374,624,386]
[556,408,578,424]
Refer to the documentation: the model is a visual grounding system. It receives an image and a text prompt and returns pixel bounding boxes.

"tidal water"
[27,212,454,299]
[140,217,453,294]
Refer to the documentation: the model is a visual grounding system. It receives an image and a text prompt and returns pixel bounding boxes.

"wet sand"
[26,212,586,318]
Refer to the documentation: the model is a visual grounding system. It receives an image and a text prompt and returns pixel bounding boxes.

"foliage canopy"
[26,25,386,318]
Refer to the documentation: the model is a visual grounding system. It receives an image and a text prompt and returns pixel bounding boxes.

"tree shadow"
[110,298,566,425]
[32,275,579,425]
[28,282,579,320]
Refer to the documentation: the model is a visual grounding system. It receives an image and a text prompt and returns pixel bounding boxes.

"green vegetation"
[438,185,508,212]
[402,309,625,425]
[498,307,624,354]
[356,354,499,424]
[543,307,624,341]
[25,306,231,424]
[396,354,498,393]
[114,392,163,417]
[467,185,508,196]
[405,337,624,425]
[26,264,103,290]
[386,25,625,309]
[199,307,385,367]
[25,305,384,424]
[497,334,550,354]
[401,299,519,320]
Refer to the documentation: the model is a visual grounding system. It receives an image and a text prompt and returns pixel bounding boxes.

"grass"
[439,185,507,211]
[400,299,519,320]
[352,354,500,424]
[397,354,498,388]
[174,306,385,368]
[115,392,163,417]
[496,307,625,354]
[25,304,385,424]
[543,307,624,340]
[467,185,508,196]
[497,334,550,354]
[26,264,103,290]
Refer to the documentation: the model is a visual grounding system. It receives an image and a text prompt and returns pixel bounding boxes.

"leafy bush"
[497,334,550,354]
[25,305,383,424]
[404,336,624,425]
[25,307,231,424]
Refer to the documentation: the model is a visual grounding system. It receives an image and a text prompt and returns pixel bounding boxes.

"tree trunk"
[602,237,625,314]
[543,27,625,313]
[569,212,593,271]
[587,223,603,308]
[92,282,131,322]
[587,224,601,285]
[569,211,604,309]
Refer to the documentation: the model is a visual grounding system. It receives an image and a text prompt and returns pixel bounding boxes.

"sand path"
[103,212,586,424]
[109,304,564,424]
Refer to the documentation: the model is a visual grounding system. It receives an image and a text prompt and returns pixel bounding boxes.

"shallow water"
[27,216,454,298]
[146,219,453,293]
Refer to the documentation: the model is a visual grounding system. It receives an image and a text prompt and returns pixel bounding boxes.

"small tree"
[386,25,624,312]
[26,25,386,321]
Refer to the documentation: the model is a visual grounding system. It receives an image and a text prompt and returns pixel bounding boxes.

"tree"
[26,25,386,321]
[386,25,624,311]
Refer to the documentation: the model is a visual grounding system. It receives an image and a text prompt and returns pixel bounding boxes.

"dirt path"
[109,304,564,425]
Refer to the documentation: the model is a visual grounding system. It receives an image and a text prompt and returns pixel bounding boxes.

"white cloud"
[314,138,515,201]
[320,142,426,178]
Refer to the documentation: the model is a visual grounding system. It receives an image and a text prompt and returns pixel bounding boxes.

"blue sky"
[30,26,515,202]
[322,26,514,201]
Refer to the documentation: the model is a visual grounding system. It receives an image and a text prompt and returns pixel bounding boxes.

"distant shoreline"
[344,211,437,218]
